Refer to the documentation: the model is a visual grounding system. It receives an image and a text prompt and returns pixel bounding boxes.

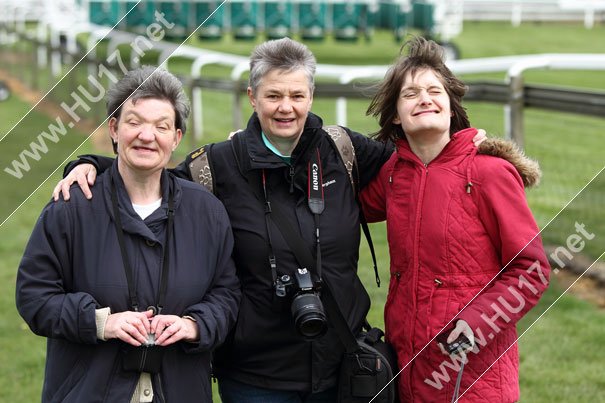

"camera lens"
[291,293,327,339]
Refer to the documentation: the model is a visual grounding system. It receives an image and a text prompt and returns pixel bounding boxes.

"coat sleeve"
[15,201,99,344]
[180,201,241,353]
[63,154,113,177]
[457,158,550,343]
[64,154,193,181]
[359,156,395,223]
[346,129,394,190]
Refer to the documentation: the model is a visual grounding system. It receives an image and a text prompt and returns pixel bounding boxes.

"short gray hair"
[249,37,316,95]
[107,66,190,145]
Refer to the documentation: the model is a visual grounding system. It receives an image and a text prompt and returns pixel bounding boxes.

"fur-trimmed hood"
[477,137,541,188]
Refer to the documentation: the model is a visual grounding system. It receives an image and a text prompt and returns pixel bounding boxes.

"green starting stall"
[193,0,225,40]
[332,2,375,41]
[81,1,450,47]
[124,1,156,35]
[264,2,293,39]
[379,0,412,41]
[230,0,258,40]
[155,1,191,39]
[411,0,435,32]
[298,1,327,41]
[88,0,122,27]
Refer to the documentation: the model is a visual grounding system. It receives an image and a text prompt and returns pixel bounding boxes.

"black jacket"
[69,112,393,393]
[182,112,393,392]
[17,163,241,402]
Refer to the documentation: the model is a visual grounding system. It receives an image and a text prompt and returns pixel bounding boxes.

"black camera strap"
[307,148,324,282]
[110,173,174,314]
[259,169,279,284]
[241,147,367,352]
[248,159,360,353]
[249,147,325,285]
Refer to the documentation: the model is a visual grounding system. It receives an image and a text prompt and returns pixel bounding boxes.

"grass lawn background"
[1,20,604,402]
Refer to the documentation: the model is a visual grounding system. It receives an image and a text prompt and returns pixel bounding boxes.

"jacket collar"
[394,127,543,191]
[102,160,181,241]
[242,112,324,170]
[395,128,478,166]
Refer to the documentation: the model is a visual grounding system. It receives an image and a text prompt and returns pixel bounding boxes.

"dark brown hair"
[107,66,190,153]
[366,36,470,143]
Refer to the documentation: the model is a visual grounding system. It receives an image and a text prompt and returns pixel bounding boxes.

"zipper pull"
[434,278,443,286]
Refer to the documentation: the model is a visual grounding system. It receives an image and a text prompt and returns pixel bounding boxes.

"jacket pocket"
[48,354,88,402]
[426,278,448,340]
[102,352,126,402]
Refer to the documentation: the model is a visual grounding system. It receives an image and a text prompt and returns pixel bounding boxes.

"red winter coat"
[361,128,550,402]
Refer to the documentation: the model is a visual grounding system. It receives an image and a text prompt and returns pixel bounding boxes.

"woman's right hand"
[52,163,97,201]
[104,310,154,346]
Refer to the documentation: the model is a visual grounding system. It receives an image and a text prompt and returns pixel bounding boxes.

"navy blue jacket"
[16,162,241,402]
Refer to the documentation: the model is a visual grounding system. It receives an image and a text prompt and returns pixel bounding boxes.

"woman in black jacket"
[17,66,240,402]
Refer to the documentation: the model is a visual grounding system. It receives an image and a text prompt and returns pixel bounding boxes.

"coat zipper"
[288,165,295,193]
[412,165,429,291]
[408,163,429,401]
[155,373,166,403]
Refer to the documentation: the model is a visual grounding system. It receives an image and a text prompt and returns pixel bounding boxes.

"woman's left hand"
[150,314,199,346]
[444,320,475,356]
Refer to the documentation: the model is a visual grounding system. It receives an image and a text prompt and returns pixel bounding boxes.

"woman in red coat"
[361,37,550,402]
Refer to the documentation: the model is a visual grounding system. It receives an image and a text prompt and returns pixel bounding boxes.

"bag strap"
[452,361,465,403]
[323,125,355,191]
[110,173,174,314]
[187,144,214,193]
[324,125,380,287]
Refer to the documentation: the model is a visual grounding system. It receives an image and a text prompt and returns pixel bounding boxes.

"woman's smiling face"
[247,68,313,150]
[393,68,451,139]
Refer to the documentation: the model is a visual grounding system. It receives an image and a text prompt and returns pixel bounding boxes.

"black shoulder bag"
[245,149,399,403]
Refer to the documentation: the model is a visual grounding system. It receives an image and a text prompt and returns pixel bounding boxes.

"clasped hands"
[104,310,199,347]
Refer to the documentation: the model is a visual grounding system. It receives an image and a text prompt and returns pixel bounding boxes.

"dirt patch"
[545,245,605,309]
[554,269,605,309]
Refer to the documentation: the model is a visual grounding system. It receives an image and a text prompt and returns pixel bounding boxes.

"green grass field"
[1,21,604,402]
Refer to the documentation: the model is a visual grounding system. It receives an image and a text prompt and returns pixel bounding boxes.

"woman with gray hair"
[16,66,241,402]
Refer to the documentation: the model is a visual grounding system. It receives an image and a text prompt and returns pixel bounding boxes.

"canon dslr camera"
[275,268,328,339]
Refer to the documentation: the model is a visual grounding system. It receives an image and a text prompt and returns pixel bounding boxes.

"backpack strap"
[187,145,214,193]
[323,125,381,287]
[188,127,354,194]
[323,125,356,192]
